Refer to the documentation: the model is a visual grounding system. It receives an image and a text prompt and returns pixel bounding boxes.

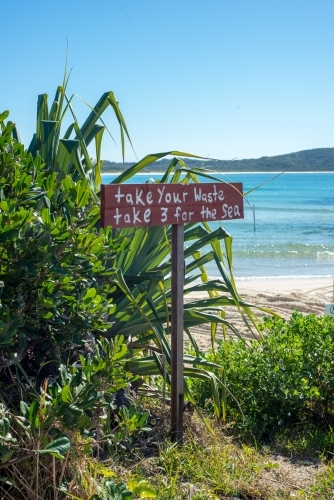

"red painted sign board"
[101,182,244,228]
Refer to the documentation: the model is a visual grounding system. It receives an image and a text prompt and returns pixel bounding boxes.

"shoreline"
[214,274,334,281]
[234,275,333,297]
[101,171,334,176]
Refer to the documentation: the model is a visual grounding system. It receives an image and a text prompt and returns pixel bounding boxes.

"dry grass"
[1,399,332,499]
[115,401,329,499]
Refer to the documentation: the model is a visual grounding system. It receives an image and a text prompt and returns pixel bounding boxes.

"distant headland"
[102,148,334,173]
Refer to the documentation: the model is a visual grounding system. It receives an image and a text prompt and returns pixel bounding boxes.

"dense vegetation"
[190,312,334,444]
[102,147,334,173]
[0,110,147,499]
[0,78,261,498]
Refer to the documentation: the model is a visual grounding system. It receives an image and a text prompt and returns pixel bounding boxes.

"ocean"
[101,172,334,280]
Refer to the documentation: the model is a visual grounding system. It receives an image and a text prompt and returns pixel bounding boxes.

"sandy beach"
[187,276,334,351]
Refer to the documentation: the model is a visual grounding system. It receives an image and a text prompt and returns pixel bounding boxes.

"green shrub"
[191,312,334,439]
[0,336,152,499]
[0,111,121,378]
[0,111,138,498]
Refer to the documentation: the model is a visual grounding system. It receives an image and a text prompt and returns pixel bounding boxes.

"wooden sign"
[101,181,244,442]
[101,182,243,228]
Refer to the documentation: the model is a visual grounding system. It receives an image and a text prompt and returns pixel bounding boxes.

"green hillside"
[102,147,334,173]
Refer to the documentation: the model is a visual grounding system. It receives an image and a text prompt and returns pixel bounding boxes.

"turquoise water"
[101,172,334,279]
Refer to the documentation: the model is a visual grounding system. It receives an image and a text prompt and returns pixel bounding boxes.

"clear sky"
[2,0,334,163]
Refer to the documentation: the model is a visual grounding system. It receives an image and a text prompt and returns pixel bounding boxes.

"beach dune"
[187,277,334,351]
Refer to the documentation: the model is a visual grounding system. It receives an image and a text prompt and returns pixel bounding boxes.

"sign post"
[101,182,244,441]
[171,223,185,441]
[324,280,334,318]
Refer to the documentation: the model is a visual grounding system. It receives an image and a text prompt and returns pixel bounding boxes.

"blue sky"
[2,0,334,163]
